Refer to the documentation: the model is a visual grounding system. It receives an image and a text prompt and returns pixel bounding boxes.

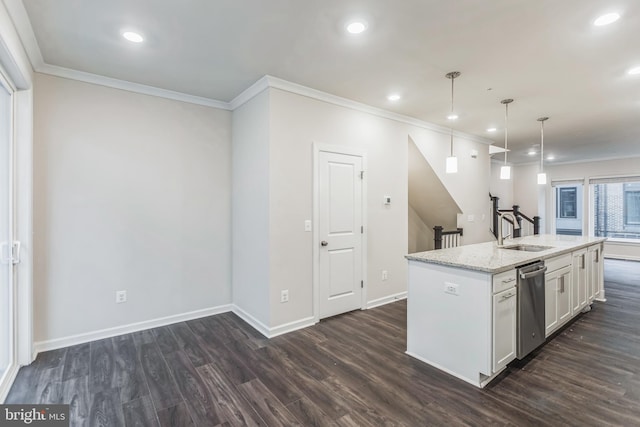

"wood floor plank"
[123,395,160,427]
[112,334,149,403]
[237,379,302,427]
[167,322,212,367]
[285,397,335,427]
[197,363,263,426]
[62,343,90,381]
[89,338,116,393]
[163,350,222,426]
[156,402,195,427]
[88,388,125,427]
[60,376,90,427]
[139,342,183,411]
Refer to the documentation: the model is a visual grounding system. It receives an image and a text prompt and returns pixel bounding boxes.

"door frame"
[312,143,367,322]
[0,20,34,401]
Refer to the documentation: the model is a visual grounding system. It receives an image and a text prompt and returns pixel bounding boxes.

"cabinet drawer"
[493,269,517,293]
[546,253,572,274]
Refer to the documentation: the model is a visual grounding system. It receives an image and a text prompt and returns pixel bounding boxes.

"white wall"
[489,159,514,210]
[33,73,232,343]
[267,88,493,327]
[231,89,271,326]
[514,157,640,260]
[408,205,433,253]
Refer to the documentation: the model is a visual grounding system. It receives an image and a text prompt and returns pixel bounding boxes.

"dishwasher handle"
[519,265,547,280]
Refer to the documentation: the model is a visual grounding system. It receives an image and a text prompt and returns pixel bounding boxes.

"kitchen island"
[405,234,606,388]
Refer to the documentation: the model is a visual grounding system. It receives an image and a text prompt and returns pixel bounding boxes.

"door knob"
[321,241,328,246]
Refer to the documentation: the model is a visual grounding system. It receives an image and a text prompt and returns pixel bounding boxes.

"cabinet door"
[545,273,558,337]
[493,287,517,372]
[557,268,572,325]
[571,251,587,314]
[587,246,598,303]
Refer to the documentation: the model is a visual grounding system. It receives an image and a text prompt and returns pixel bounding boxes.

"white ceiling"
[11,0,640,164]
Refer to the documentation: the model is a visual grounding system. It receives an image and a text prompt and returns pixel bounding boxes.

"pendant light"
[500,99,514,180]
[537,117,549,185]
[445,71,460,174]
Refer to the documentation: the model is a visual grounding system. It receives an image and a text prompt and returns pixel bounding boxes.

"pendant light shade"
[446,156,458,173]
[500,99,514,180]
[445,71,460,174]
[537,117,549,185]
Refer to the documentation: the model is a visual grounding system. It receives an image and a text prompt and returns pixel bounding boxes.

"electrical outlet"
[304,220,312,232]
[444,283,459,296]
[382,270,388,281]
[116,290,127,303]
[280,290,289,303]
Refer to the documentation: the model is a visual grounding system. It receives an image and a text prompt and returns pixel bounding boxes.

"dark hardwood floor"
[6,259,640,426]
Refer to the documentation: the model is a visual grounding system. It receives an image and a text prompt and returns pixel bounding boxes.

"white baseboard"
[33,304,233,355]
[230,305,315,338]
[230,305,271,338]
[366,291,407,309]
[0,364,20,403]
[268,316,316,338]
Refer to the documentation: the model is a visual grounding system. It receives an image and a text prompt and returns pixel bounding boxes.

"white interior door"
[0,81,14,388]
[318,151,363,319]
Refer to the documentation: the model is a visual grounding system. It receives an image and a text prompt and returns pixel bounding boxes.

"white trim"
[266,76,493,145]
[33,304,232,354]
[268,316,316,338]
[14,89,32,366]
[228,76,270,110]
[313,143,368,323]
[405,351,503,389]
[230,304,270,338]
[38,63,231,109]
[366,292,408,309]
[0,363,19,403]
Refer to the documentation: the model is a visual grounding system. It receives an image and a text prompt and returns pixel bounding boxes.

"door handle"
[321,241,328,246]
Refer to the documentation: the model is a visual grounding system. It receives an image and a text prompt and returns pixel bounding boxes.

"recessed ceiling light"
[593,12,620,26]
[447,113,459,120]
[387,94,401,101]
[123,31,144,43]
[547,155,555,161]
[486,127,497,132]
[346,21,367,34]
[528,150,536,156]
[628,66,640,75]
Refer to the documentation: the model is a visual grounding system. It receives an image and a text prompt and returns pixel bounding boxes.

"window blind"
[588,175,640,185]
[550,178,584,187]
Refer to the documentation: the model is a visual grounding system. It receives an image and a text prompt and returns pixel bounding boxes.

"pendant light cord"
[450,75,455,156]
[504,102,509,164]
[540,120,544,171]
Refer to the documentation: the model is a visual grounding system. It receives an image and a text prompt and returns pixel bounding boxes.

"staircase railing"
[433,226,463,249]
[490,194,540,239]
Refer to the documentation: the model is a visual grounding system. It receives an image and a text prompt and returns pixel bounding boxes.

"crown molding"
[228,75,270,110]
[38,62,231,109]
[262,75,495,145]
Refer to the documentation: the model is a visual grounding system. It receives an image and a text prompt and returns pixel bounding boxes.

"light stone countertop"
[405,234,607,274]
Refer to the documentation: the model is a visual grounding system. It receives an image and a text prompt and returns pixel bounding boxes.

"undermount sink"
[499,244,554,252]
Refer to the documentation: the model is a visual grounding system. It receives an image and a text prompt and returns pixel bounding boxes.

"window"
[553,183,582,236]
[557,187,577,218]
[591,178,640,240]
[624,184,640,225]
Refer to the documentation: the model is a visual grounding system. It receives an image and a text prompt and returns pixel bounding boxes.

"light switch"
[468,214,475,222]
[304,220,312,232]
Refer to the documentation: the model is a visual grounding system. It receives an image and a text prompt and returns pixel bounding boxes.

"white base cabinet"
[492,287,517,372]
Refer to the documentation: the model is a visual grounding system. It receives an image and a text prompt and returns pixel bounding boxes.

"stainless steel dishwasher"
[517,261,547,359]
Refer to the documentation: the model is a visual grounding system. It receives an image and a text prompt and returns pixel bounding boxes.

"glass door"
[0,80,13,385]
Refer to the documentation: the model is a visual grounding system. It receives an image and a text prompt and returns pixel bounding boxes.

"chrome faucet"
[497,212,520,247]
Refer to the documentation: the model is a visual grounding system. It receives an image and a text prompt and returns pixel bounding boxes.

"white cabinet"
[544,254,572,337]
[493,286,517,372]
[571,249,587,314]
